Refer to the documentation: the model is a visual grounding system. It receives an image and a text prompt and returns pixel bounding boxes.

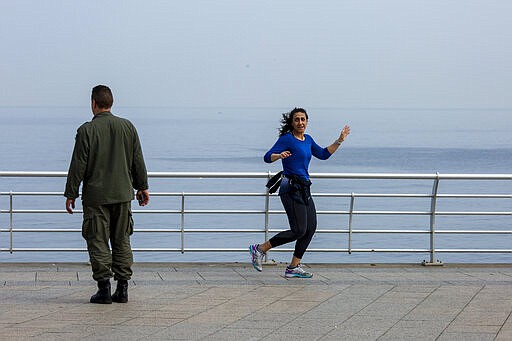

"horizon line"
[0,105,511,111]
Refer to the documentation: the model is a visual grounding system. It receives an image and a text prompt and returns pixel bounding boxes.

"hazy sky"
[1,1,511,108]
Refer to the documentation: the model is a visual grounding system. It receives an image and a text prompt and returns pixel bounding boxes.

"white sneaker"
[285,265,313,278]
[249,244,264,272]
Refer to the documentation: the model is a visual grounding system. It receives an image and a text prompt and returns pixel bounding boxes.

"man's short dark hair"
[91,85,114,109]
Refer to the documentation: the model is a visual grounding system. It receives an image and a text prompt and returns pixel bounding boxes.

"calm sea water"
[0,107,511,263]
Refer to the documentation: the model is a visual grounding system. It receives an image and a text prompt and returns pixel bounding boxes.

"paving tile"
[225,318,285,330]
[1,272,36,281]
[437,332,496,341]
[0,326,45,338]
[356,302,417,318]
[207,327,271,341]
[79,325,166,340]
[263,331,325,341]
[149,322,226,340]
[451,311,510,326]
[120,316,183,327]
[378,320,449,340]
[36,271,78,282]
[318,315,398,339]
[444,324,501,334]
[276,318,338,335]
[33,332,86,341]
[263,299,321,314]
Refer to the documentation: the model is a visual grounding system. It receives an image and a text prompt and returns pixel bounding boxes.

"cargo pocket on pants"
[82,216,93,240]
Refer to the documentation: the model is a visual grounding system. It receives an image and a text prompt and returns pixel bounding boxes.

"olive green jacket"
[64,112,148,206]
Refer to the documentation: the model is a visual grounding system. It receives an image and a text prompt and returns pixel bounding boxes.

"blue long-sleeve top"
[264,132,332,180]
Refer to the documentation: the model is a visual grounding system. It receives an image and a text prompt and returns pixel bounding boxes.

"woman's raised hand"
[339,125,350,142]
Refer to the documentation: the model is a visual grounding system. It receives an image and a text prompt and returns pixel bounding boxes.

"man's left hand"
[66,198,75,214]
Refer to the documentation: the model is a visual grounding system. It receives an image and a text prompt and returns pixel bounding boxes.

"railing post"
[9,191,13,254]
[263,172,271,263]
[180,192,185,254]
[348,192,355,254]
[423,173,443,266]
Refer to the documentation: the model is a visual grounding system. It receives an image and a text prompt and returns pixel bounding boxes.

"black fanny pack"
[265,171,283,194]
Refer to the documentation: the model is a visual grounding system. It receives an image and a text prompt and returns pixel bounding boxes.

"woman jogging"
[250,107,350,278]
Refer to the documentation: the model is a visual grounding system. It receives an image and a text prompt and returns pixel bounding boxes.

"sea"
[0,106,511,264]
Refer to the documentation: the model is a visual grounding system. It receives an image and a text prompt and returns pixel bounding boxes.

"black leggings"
[269,192,317,259]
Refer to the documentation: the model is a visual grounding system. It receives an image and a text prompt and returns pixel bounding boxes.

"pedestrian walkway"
[0,262,511,340]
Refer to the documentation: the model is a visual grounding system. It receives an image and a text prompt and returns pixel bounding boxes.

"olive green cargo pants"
[82,202,134,281]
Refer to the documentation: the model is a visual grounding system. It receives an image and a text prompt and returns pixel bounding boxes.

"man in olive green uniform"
[64,85,149,304]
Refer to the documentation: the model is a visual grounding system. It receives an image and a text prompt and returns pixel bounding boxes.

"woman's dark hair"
[278,107,308,136]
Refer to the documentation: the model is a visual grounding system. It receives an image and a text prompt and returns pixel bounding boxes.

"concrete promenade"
[0,262,511,340]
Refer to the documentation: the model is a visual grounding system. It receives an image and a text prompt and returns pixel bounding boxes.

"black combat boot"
[111,279,128,303]
[90,280,112,304]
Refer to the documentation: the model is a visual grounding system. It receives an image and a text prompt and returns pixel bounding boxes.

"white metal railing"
[0,171,511,264]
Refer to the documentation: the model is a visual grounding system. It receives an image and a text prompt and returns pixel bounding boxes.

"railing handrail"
[1,171,511,264]
[0,171,511,180]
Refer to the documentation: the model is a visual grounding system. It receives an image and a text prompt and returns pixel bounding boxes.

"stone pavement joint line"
[0,263,511,340]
